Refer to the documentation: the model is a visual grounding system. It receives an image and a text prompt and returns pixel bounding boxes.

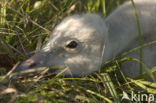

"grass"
[0,0,156,103]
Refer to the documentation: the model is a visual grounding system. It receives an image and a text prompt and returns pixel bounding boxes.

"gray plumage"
[14,0,156,78]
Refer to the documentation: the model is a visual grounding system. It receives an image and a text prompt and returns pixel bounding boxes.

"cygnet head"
[14,13,108,77]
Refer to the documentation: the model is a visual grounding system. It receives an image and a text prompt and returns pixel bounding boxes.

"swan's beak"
[12,52,49,79]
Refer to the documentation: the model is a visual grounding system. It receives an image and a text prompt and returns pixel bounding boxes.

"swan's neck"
[102,0,156,64]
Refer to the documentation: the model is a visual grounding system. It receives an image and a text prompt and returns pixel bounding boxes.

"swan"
[13,0,156,78]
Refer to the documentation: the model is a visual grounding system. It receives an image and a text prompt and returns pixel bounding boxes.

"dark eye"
[66,41,78,48]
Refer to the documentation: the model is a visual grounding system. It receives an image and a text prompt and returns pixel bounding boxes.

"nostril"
[29,62,37,68]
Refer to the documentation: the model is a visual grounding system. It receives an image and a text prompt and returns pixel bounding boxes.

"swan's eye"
[66,41,78,48]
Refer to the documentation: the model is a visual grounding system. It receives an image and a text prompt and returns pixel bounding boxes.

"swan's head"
[14,13,108,77]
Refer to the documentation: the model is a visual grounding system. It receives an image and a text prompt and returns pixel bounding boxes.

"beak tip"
[9,66,21,80]
[13,65,22,73]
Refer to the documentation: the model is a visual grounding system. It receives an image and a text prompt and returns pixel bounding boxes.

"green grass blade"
[131,0,143,74]
[129,79,156,94]
[86,89,113,103]
[102,73,120,103]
